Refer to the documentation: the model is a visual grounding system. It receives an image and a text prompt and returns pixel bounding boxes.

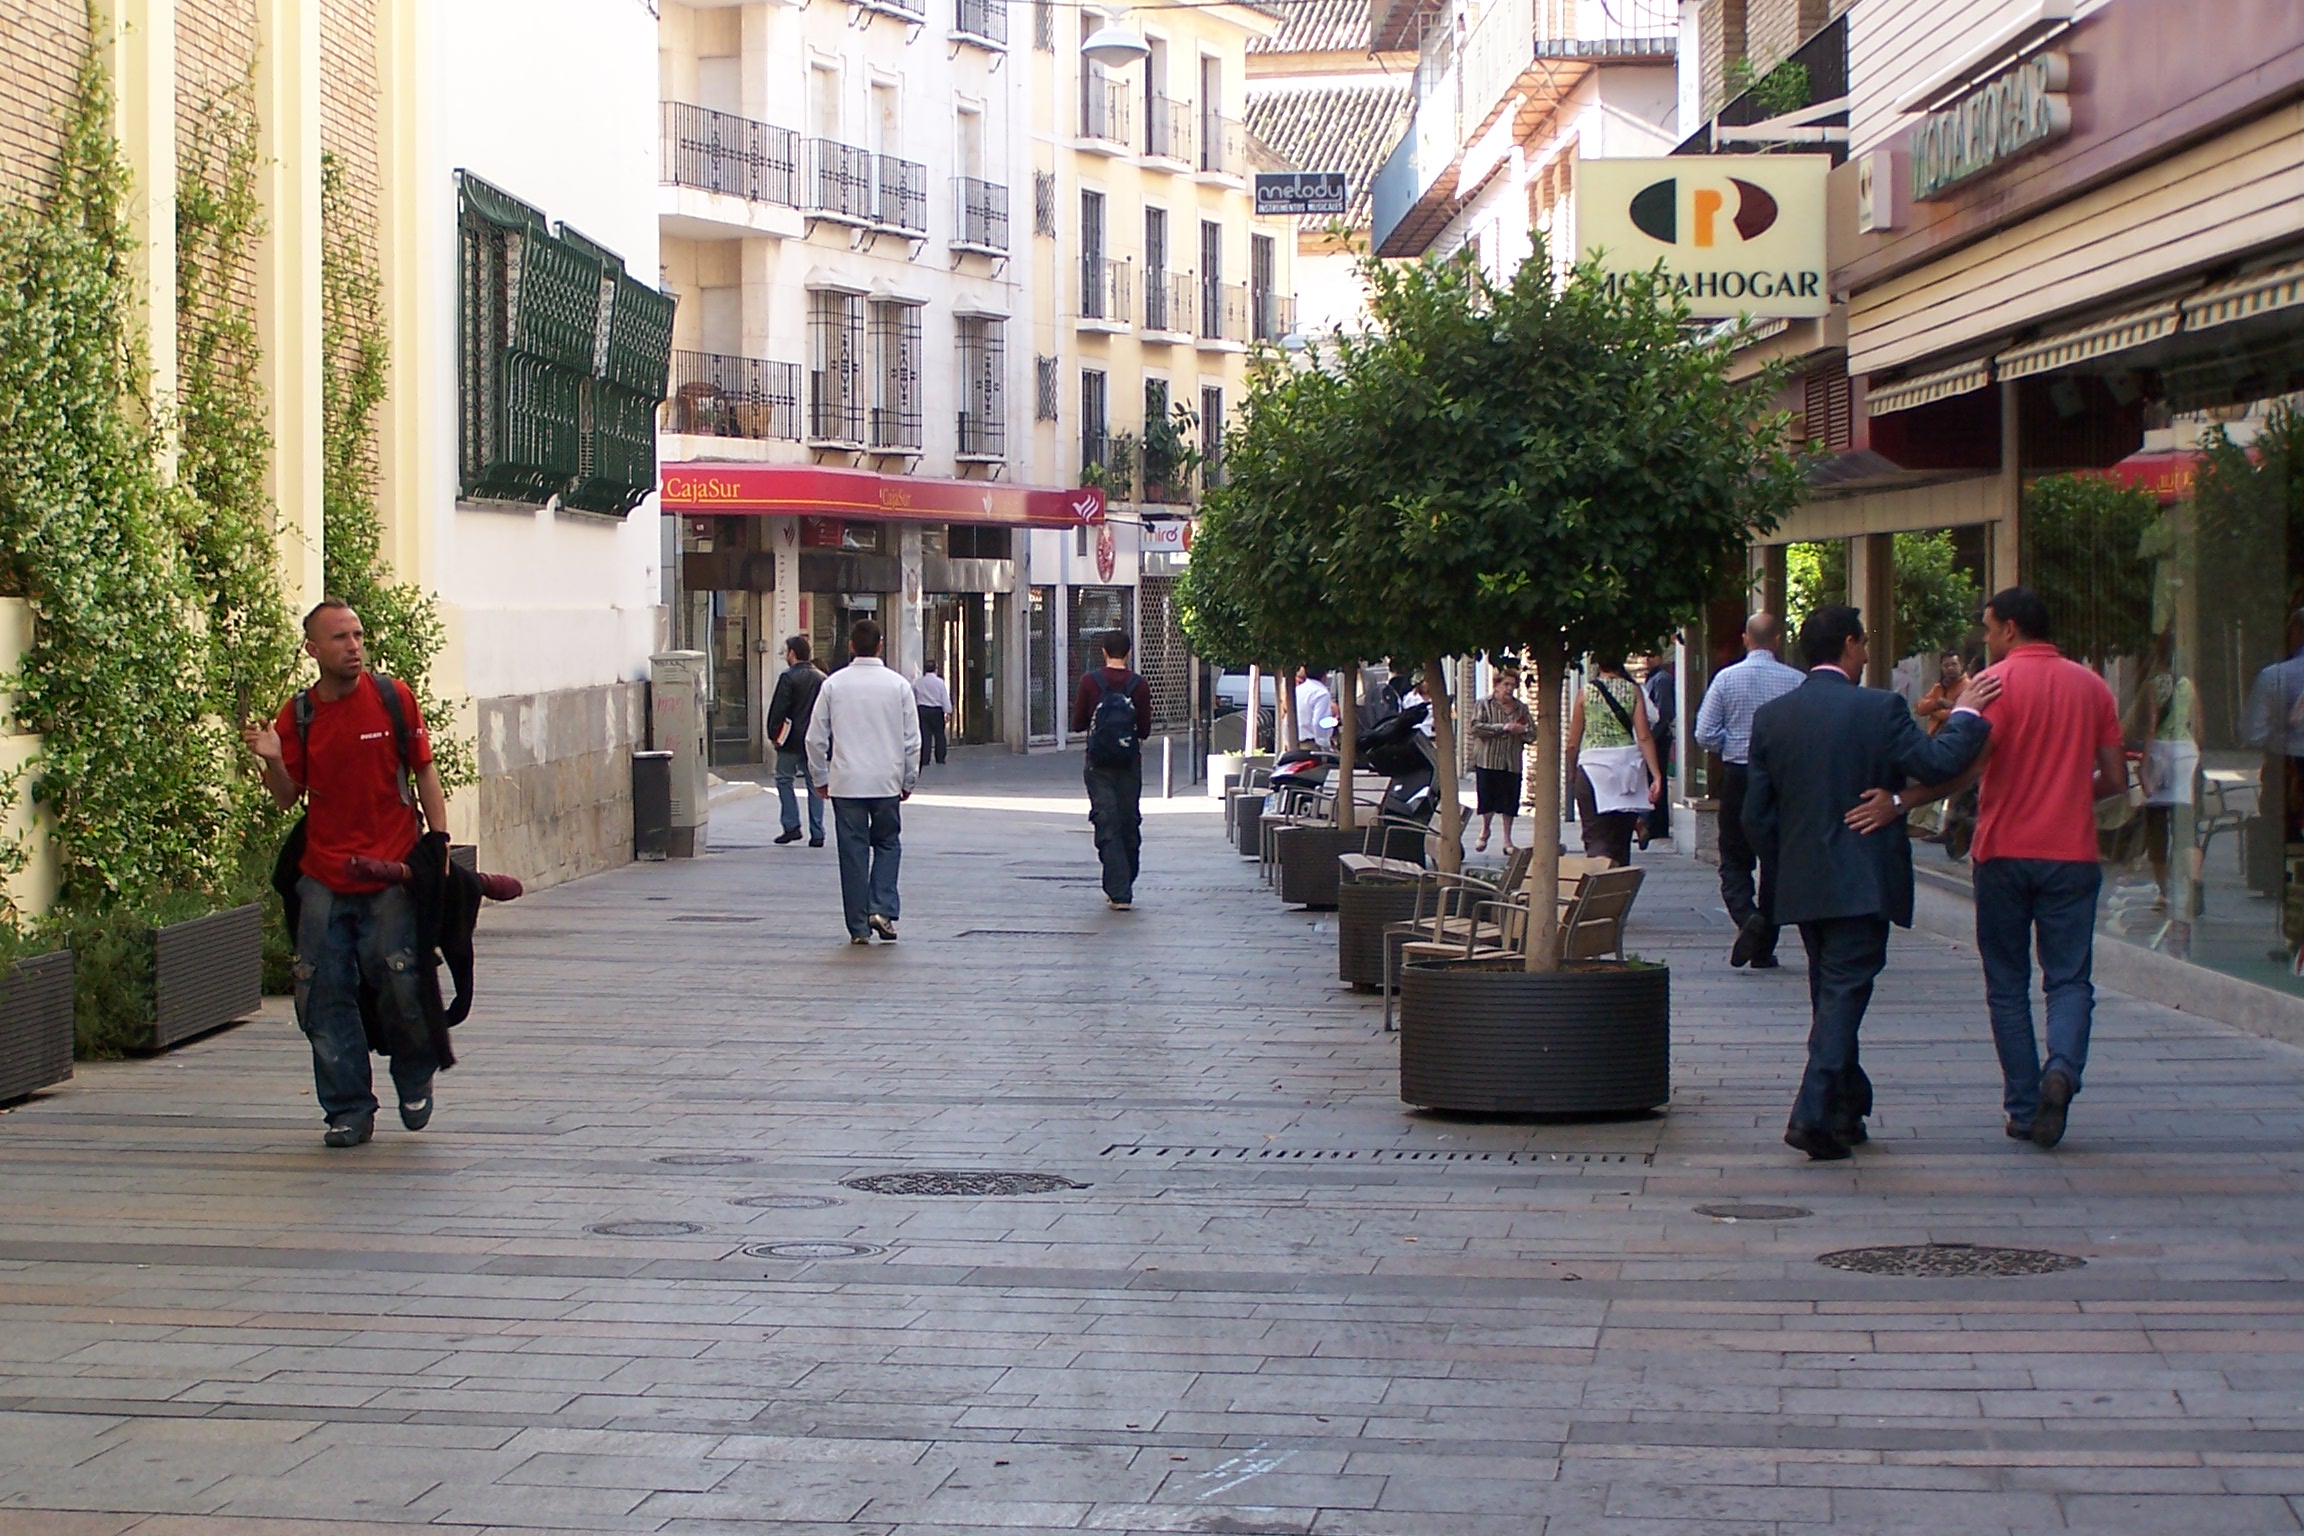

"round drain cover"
[586,1220,703,1238]
[842,1170,1084,1197]
[1695,1202,1812,1221]
[654,1153,755,1167]
[747,1240,883,1260]
[1818,1242,2084,1277]
[730,1194,843,1210]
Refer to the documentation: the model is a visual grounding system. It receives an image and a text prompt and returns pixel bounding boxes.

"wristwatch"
[1889,790,1906,813]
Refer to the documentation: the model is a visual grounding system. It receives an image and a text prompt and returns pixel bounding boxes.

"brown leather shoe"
[1784,1122,1851,1161]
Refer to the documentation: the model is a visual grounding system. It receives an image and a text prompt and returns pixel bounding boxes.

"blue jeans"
[1973,857,2101,1126]
[833,796,902,937]
[1791,916,1886,1134]
[775,749,823,839]
[293,877,434,1122]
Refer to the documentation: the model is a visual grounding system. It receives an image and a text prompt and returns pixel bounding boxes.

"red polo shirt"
[276,674,433,893]
[1971,642,2120,865]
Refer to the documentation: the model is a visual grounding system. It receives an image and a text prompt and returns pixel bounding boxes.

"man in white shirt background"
[1293,667,1335,750]
[806,620,922,944]
[912,662,951,768]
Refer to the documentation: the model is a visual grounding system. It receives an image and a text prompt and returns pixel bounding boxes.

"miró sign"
[1909,53,2072,201]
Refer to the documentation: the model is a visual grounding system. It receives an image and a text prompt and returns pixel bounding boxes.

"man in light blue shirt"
[1695,612,1807,968]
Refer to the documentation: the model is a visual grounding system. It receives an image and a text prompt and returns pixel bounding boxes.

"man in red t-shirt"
[1865,587,2122,1150]
[243,600,450,1147]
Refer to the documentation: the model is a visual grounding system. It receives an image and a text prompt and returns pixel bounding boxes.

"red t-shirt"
[1971,642,2120,865]
[276,675,434,893]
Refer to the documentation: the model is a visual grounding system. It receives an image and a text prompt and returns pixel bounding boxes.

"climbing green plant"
[321,152,472,790]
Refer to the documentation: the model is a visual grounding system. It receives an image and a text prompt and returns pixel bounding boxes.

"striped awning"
[1995,299,2182,381]
[1867,356,1994,416]
[2182,258,2304,334]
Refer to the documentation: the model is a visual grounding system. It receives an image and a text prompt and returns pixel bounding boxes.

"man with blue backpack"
[1072,630,1154,910]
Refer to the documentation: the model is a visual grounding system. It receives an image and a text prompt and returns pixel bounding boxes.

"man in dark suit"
[1744,605,1996,1160]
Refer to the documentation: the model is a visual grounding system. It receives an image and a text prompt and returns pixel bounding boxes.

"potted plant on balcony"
[1315,243,1801,1112]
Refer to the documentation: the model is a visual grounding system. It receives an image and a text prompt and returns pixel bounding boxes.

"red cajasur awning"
[661,463,1104,527]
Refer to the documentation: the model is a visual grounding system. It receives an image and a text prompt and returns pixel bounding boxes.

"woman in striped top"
[1468,667,1534,853]
[1567,654,1665,867]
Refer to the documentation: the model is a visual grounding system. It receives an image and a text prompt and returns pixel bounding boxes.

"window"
[1081,190,1109,319]
[1034,354,1059,421]
[809,62,841,142]
[807,289,864,444]
[957,315,1005,459]
[1034,0,1053,50]
[1199,219,1221,336]
[1201,384,1223,485]
[1250,232,1280,343]
[1033,170,1057,237]
[868,299,923,452]
[949,524,1012,559]
[1081,367,1108,472]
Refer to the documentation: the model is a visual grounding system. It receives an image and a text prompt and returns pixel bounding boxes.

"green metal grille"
[603,273,674,398]
[564,381,659,516]
[513,230,606,374]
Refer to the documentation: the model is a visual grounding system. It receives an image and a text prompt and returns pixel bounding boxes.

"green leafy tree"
[2021,473,2157,666]
[1786,532,1978,658]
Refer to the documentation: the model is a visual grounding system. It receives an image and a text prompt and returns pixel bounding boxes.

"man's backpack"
[1086,671,1142,769]
[292,670,416,809]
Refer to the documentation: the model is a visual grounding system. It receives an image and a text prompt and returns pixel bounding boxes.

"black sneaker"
[399,1083,435,1131]
[774,829,803,844]
[2005,1118,2032,1139]
[2031,1068,2075,1148]
[1783,1122,1851,1161]
[809,837,825,848]
[323,1114,374,1148]
[1748,952,1782,970]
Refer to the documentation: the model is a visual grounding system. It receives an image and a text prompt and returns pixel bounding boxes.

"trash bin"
[633,750,673,861]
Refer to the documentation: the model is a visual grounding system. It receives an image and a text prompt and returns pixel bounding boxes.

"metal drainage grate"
[1101,1144,1653,1166]
[1818,1242,2085,1277]
[669,915,761,924]
[730,1194,843,1210]
[1696,1202,1812,1221]
[956,929,1094,939]
[843,1170,1086,1197]
[747,1240,883,1260]
[655,1153,756,1167]
[587,1220,703,1238]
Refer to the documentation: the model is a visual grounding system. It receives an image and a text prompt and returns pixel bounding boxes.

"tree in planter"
[1320,242,1803,961]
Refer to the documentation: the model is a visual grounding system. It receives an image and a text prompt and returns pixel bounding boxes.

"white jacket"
[805,656,921,799]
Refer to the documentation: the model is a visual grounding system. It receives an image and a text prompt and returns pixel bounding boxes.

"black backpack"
[1086,671,1142,769]
[292,671,416,809]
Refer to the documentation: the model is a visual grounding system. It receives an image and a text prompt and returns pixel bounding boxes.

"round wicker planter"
[1399,959,1669,1115]
[1276,825,1359,909]
[1338,879,1422,988]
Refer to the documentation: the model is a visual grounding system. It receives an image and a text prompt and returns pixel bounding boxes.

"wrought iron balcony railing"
[1252,288,1294,344]
[666,350,802,441]
[875,155,928,234]
[660,102,798,208]
[1146,94,1192,163]
[1143,269,1194,334]
[952,177,1008,253]
[957,407,1005,459]
[1201,281,1248,343]
[1080,256,1133,325]
[1081,72,1132,144]
[1198,115,1246,177]
[804,138,875,223]
[954,0,1007,45]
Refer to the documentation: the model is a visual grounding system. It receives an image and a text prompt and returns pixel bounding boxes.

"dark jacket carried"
[1743,669,1990,928]
[764,662,824,753]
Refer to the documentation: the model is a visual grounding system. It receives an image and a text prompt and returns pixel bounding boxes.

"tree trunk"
[1276,664,1297,750]
[1245,664,1261,755]
[1525,633,1566,973]
[1428,654,1462,873]
[1336,664,1359,832]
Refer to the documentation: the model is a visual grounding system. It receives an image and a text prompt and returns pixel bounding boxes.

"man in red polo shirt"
[243,600,451,1147]
[1861,587,2123,1149]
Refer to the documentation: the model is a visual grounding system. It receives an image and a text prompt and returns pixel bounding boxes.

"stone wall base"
[475,682,645,891]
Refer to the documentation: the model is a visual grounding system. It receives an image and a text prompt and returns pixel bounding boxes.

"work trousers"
[1084,759,1143,903]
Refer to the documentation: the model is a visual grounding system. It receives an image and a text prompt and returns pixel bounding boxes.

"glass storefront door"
[924,592,1001,744]
[1028,586,1055,742]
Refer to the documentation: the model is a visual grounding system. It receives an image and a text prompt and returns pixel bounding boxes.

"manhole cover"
[731,1194,843,1210]
[842,1170,1086,1197]
[587,1220,703,1238]
[1695,1202,1812,1221]
[655,1153,756,1167]
[747,1240,883,1260]
[1818,1242,2085,1277]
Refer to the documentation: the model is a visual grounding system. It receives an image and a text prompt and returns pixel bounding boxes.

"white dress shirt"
[912,671,951,711]
[805,656,921,799]
[1295,677,1335,746]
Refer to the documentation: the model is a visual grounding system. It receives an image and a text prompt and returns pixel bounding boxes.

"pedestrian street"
[6,749,2304,1534]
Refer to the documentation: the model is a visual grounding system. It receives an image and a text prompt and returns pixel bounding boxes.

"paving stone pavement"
[5,746,2304,1534]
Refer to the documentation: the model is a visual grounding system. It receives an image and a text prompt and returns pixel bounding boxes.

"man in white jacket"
[806,619,922,943]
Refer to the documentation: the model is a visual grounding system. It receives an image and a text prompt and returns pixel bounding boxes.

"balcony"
[851,0,925,23]
[1145,94,1192,166]
[953,0,1007,47]
[1079,256,1133,332]
[951,177,1009,255]
[957,408,1005,460]
[1198,281,1248,347]
[1081,431,1134,499]
[874,154,928,234]
[1142,269,1193,338]
[660,103,798,207]
[804,139,876,225]
[666,351,803,441]
[1251,288,1294,345]
[1197,115,1246,179]
[1080,72,1132,150]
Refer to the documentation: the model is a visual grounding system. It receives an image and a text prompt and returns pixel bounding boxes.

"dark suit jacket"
[1743,669,1990,927]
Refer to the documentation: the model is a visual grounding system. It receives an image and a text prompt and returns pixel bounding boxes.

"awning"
[2095,448,2202,505]
[1867,356,1993,416]
[2182,257,2304,334]
[661,463,1104,528]
[1995,299,2181,381]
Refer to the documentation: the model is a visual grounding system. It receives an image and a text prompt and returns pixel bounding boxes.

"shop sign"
[1141,519,1195,553]
[1576,155,1829,320]
[661,464,1104,527]
[1255,172,1347,217]
[1909,53,2071,201]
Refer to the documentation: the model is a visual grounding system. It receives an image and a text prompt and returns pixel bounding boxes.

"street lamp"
[1079,13,1150,69]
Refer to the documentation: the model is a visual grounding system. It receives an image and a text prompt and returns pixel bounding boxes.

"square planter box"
[0,949,74,1102]
[147,903,265,1051]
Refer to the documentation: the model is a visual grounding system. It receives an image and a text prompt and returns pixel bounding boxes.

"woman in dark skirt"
[1467,667,1534,853]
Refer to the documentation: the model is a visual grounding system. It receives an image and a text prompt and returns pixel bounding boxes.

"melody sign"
[1576,155,1829,320]
[1909,53,2071,201]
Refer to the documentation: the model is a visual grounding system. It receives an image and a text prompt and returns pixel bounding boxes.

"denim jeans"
[775,749,822,839]
[293,877,434,1123]
[1084,758,1143,903]
[1791,916,1886,1134]
[1973,857,2101,1126]
[833,796,902,937]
